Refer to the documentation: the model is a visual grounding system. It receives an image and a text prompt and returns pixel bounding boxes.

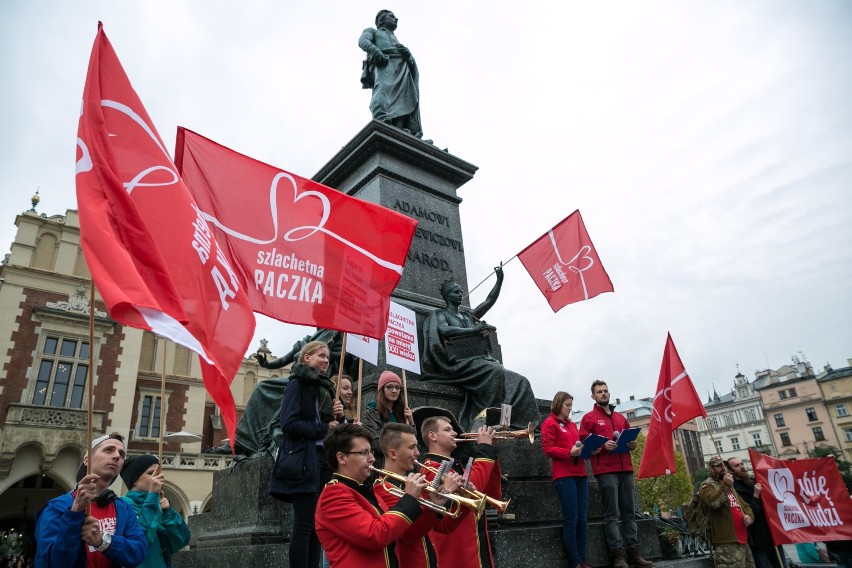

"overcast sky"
[2,1,851,413]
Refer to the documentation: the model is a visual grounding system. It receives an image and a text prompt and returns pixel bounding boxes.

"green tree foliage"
[631,433,694,513]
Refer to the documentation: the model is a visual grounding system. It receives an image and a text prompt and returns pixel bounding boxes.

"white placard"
[384,301,421,374]
[345,333,379,366]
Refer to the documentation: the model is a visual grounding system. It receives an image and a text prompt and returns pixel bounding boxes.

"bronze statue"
[359,10,423,138]
[420,267,541,431]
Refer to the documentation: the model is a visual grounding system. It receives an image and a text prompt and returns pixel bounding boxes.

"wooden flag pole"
[86,283,96,515]
[86,284,96,476]
[158,340,167,468]
[356,359,363,423]
[335,333,348,401]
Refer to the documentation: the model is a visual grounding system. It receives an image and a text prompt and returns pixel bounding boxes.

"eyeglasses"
[343,449,373,457]
[384,384,401,391]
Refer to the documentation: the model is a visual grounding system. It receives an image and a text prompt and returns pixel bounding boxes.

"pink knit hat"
[378,370,401,390]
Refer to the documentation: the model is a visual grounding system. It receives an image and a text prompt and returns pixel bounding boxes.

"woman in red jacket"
[541,391,590,568]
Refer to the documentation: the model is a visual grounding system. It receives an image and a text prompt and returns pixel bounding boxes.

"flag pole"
[335,333,348,401]
[356,359,363,422]
[158,339,167,469]
[463,258,515,300]
[86,283,96,478]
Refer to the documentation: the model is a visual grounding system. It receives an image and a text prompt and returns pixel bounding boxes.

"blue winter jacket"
[35,490,147,567]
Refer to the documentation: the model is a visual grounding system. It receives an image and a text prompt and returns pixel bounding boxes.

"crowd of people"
[30,340,851,568]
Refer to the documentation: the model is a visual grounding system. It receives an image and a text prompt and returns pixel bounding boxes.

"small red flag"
[749,449,852,544]
[175,128,418,339]
[637,333,706,478]
[76,24,254,449]
[517,210,613,312]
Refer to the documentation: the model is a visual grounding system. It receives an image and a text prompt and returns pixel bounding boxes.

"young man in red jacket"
[579,381,653,568]
[420,416,499,568]
[373,423,468,568]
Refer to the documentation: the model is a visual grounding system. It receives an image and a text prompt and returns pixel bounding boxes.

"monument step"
[652,556,714,568]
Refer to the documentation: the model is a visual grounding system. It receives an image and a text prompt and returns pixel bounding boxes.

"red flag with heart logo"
[749,449,852,543]
[517,210,613,312]
[174,128,418,339]
[637,333,706,478]
[76,24,254,448]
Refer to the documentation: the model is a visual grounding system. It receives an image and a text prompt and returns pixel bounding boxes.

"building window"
[707,416,719,429]
[731,437,741,450]
[138,395,162,438]
[805,407,818,422]
[837,404,849,418]
[780,433,792,446]
[812,427,825,442]
[32,335,90,408]
[778,388,797,399]
[744,408,757,422]
[752,432,763,447]
[774,414,785,427]
[845,428,852,442]
[626,411,635,419]
[724,414,734,426]
[714,440,723,453]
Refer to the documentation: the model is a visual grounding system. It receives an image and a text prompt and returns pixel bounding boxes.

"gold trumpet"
[413,460,511,515]
[369,466,486,518]
[454,422,535,444]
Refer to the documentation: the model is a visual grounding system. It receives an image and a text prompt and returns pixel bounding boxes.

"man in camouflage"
[699,455,756,567]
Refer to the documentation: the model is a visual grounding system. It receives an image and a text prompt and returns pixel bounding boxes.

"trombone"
[454,422,535,445]
[369,466,486,518]
[414,460,511,515]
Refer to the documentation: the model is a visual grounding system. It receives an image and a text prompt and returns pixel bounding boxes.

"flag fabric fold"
[76,24,255,449]
[517,210,613,312]
[174,127,417,339]
[749,449,852,544]
[637,333,706,478]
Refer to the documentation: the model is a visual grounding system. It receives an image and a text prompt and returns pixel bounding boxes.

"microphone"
[612,431,620,441]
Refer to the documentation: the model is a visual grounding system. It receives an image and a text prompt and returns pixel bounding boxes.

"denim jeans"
[597,472,639,551]
[554,476,589,565]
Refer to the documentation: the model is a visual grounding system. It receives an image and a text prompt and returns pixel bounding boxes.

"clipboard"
[612,427,640,453]
[579,434,608,459]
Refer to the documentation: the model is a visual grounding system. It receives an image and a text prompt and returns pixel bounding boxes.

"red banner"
[517,210,613,312]
[637,333,706,478]
[749,449,852,543]
[175,128,417,339]
[76,24,254,448]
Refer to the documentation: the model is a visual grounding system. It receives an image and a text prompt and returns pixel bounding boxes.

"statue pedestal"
[173,458,291,567]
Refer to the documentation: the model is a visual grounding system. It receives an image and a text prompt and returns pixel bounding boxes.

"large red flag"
[517,210,613,312]
[174,128,418,339]
[749,449,852,544]
[637,333,706,478]
[76,24,254,448]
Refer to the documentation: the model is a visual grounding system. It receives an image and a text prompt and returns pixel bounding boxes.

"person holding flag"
[362,370,413,464]
[35,434,147,567]
[699,456,755,567]
[268,341,344,568]
[119,455,191,568]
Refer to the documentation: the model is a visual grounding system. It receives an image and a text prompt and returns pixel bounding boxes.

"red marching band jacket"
[373,475,470,568]
[578,404,634,475]
[421,445,501,568]
[315,474,423,568]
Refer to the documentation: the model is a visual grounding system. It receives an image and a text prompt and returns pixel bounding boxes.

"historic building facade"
[0,204,285,557]
[697,372,776,468]
[816,360,852,462]
[753,357,841,460]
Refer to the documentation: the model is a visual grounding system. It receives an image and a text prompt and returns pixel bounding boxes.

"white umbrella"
[163,431,202,444]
